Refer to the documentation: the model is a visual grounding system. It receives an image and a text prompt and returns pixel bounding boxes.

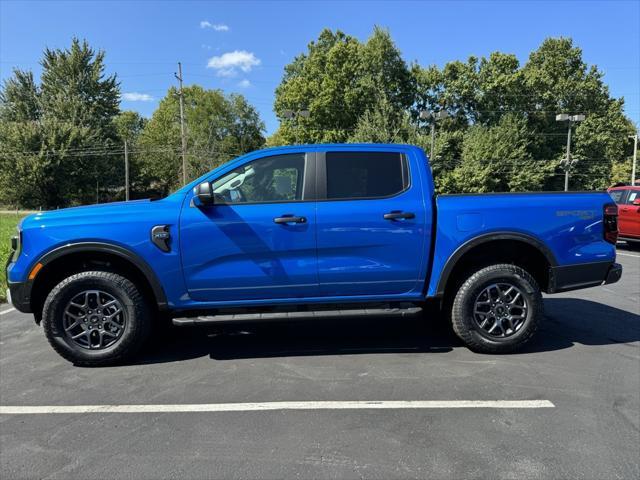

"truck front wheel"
[42,271,151,367]
[451,264,542,353]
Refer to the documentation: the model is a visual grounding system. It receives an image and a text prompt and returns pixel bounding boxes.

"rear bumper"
[548,261,622,293]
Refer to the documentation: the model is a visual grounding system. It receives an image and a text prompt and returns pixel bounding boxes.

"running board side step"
[172,307,422,326]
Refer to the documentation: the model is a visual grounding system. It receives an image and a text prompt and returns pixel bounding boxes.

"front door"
[180,152,318,303]
[315,150,429,297]
[619,189,640,238]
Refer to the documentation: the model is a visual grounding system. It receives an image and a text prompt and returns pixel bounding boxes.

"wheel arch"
[29,242,168,322]
[435,232,558,298]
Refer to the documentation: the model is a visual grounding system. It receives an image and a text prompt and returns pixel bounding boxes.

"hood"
[21,199,153,228]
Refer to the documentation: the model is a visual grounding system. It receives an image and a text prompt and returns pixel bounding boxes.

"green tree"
[112,111,147,198]
[114,110,147,142]
[0,38,120,208]
[413,37,634,192]
[348,94,417,143]
[441,114,554,193]
[138,86,264,196]
[274,27,415,144]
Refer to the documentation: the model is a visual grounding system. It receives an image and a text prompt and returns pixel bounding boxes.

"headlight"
[10,228,22,262]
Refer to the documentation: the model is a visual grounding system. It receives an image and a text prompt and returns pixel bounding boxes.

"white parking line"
[0,307,16,316]
[0,400,555,415]
[617,252,640,258]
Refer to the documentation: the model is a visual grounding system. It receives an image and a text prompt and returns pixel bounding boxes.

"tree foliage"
[138,86,264,196]
[0,38,120,208]
[273,27,415,144]
[273,32,634,192]
[1,32,636,208]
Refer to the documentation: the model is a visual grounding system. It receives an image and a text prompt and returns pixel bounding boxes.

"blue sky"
[1,0,638,135]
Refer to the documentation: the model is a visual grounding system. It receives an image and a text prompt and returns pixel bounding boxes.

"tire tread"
[451,263,542,354]
[42,271,150,367]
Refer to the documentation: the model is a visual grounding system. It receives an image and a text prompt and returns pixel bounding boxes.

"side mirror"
[633,197,640,206]
[193,181,214,207]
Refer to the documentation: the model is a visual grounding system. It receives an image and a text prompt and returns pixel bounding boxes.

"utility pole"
[124,139,130,201]
[556,113,585,191]
[175,62,187,186]
[630,134,638,186]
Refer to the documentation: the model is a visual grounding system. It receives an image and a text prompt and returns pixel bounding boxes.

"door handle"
[274,215,307,224]
[383,211,415,220]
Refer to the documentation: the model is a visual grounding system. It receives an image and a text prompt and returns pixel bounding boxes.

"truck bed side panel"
[427,192,617,297]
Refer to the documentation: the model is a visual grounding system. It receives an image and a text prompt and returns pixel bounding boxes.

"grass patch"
[1,213,29,303]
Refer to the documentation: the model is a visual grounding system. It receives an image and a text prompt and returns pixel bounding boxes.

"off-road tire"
[451,264,542,354]
[42,271,150,367]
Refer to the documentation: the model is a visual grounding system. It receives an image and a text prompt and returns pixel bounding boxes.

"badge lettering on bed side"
[555,210,597,220]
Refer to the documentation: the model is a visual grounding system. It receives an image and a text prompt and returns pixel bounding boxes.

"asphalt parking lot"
[1,247,638,479]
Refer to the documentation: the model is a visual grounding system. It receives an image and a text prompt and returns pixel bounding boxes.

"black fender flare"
[435,232,558,297]
[31,242,168,310]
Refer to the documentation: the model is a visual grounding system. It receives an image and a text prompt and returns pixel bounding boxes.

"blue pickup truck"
[6,144,622,366]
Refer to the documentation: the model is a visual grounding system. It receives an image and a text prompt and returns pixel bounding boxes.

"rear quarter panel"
[427,192,617,297]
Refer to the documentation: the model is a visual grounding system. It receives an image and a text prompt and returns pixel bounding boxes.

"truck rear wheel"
[42,271,150,367]
[451,264,542,353]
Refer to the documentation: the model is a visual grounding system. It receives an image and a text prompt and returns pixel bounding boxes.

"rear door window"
[625,190,638,204]
[325,152,408,200]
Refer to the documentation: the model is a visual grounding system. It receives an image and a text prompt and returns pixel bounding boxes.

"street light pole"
[564,119,573,192]
[420,110,448,160]
[630,134,638,186]
[556,113,585,191]
[430,123,436,161]
[124,139,130,201]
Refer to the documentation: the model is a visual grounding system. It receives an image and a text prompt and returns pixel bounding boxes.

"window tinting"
[325,152,407,200]
[212,153,305,204]
[608,190,626,204]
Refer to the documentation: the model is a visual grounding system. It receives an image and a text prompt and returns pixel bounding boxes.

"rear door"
[180,152,319,302]
[315,150,428,297]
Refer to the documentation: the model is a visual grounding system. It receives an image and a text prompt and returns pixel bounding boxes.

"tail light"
[603,203,618,245]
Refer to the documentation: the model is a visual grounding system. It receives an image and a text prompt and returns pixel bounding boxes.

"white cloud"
[122,92,154,102]
[207,50,261,77]
[237,79,252,88]
[200,21,229,31]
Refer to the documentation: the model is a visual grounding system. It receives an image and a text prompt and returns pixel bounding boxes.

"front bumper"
[7,280,32,313]
[548,261,622,293]
[5,254,32,313]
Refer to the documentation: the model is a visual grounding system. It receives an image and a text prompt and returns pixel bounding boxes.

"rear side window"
[608,190,626,204]
[325,152,408,200]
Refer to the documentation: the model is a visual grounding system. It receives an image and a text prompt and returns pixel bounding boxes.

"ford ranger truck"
[6,144,622,366]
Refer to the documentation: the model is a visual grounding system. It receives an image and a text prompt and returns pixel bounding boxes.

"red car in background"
[608,185,640,248]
